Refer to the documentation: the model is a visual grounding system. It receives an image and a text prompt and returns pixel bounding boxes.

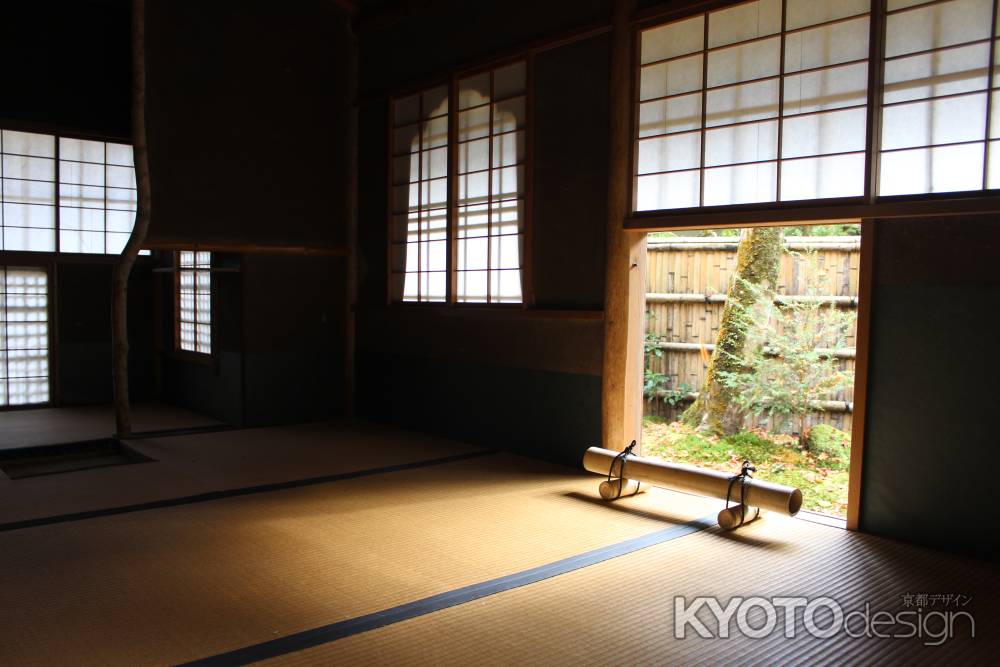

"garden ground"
[642,416,850,518]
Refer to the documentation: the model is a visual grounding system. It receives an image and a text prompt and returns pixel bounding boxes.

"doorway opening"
[641,222,861,521]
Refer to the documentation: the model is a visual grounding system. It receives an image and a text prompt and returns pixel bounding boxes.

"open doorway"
[641,222,861,521]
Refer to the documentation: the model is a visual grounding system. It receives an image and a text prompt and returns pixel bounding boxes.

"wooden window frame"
[627,0,1000,230]
[386,55,534,309]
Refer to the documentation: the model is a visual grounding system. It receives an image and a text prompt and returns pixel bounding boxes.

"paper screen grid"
[177,251,211,354]
[0,267,49,406]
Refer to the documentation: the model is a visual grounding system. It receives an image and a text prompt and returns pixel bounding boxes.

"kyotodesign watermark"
[674,594,975,646]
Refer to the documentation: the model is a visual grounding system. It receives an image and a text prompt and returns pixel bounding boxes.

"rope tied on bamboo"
[606,440,640,500]
[724,460,760,528]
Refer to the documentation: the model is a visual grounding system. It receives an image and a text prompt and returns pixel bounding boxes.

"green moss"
[642,422,850,517]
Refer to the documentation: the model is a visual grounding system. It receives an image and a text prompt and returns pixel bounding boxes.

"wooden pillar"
[602,0,645,453]
[344,15,359,418]
[846,219,876,531]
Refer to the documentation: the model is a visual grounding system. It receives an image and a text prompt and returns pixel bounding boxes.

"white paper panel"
[708,0,781,48]
[782,107,867,158]
[641,14,704,64]
[491,166,523,199]
[703,162,777,205]
[457,204,489,238]
[106,143,133,167]
[883,42,990,104]
[637,132,701,174]
[459,106,490,141]
[3,179,55,206]
[421,146,448,180]
[639,54,703,101]
[489,235,520,271]
[491,269,521,302]
[59,160,104,186]
[3,203,55,229]
[4,155,55,181]
[781,153,865,200]
[880,93,987,150]
[493,96,526,133]
[491,131,524,169]
[458,73,490,110]
[786,0,870,31]
[707,36,780,88]
[491,199,523,235]
[783,62,868,114]
[458,237,488,271]
[423,116,448,149]
[106,165,135,189]
[456,270,488,302]
[3,227,55,252]
[59,138,104,163]
[784,16,869,73]
[638,94,702,138]
[60,229,104,254]
[458,138,489,173]
[2,131,55,158]
[885,0,992,59]
[879,143,984,194]
[706,79,779,126]
[420,177,447,208]
[59,207,104,231]
[636,171,699,211]
[704,120,777,167]
[457,172,489,205]
[393,126,419,155]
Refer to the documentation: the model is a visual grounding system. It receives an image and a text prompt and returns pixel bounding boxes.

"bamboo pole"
[646,292,858,306]
[583,447,803,516]
[112,0,151,438]
[652,341,856,359]
[652,390,853,413]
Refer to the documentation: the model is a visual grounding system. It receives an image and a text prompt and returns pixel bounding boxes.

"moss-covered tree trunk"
[682,227,783,435]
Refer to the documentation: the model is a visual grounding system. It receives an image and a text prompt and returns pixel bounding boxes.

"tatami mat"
[0,402,222,451]
[0,449,720,665]
[266,514,1000,666]
[0,421,483,525]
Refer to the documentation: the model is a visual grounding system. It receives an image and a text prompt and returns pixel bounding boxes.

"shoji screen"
[636,0,871,211]
[390,86,450,303]
[0,266,49,406]
[455,62,526,304]
[879,0,999,195]
[59,138,138,254]
[1,131,57,251]
[177,251,211,354]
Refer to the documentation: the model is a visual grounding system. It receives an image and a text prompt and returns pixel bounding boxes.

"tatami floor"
[0,421,996,665]
[0,402,223,451]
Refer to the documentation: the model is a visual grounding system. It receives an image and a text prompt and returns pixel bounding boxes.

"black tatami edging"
[0,449,496,533]
[183,514,718,666]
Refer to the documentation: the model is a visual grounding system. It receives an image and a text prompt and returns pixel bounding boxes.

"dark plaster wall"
[860,218,1000,560]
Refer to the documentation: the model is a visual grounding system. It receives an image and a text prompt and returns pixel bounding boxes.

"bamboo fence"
[644,235,860,433]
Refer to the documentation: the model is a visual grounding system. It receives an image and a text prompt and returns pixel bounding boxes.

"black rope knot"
[725,459,760,528]
[607,440,640,499]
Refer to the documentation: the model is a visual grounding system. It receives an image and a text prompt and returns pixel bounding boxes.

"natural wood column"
[602,0,645,453]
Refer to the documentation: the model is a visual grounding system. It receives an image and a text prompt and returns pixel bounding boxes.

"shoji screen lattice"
[0,267,49,406]
[636,0,871,210]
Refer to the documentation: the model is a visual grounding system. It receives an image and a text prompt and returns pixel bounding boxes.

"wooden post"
[112,0,152,438]
[846,219,876,531]
[602,0,645,453]
[344,15,359,418]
